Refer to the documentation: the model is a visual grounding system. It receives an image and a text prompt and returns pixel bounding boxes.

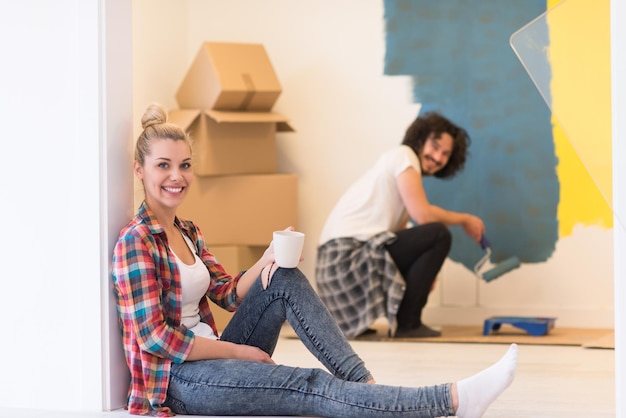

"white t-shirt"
[318,145,421,244]
[174,232,218,340]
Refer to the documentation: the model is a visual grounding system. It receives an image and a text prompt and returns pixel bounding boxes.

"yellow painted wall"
[547,0,612,235]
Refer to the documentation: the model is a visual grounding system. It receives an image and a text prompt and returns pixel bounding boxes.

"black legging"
[385,222,452,329]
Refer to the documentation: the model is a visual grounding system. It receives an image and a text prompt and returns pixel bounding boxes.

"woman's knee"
[271,267,311,289]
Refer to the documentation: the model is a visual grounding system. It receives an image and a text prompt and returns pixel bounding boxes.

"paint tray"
[483,316,557,336]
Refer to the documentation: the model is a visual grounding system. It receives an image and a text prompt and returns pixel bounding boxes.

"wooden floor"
[0,336,615,417]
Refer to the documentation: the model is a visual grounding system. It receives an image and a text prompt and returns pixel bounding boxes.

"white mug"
[273,230,305,268]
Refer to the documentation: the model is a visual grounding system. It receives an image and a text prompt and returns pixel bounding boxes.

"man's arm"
[396,166,484,242]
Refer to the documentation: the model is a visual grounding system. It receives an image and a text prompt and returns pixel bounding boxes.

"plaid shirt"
[315,231,405,339]
[112,202,242,416]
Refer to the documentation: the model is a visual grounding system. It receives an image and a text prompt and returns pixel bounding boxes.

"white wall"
[132,0,614,328]
[132,0,189,205]
[0,0,101,410]
[611,0,625,414]
[0,0,133,412]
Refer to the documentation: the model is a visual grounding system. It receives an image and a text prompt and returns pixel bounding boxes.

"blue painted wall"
[384,0,557,269]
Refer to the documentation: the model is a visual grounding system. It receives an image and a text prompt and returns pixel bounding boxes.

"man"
[316,112,484,339]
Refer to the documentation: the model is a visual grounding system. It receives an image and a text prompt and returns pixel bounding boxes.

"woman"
[316,112,484,339]
[112,103,517,417]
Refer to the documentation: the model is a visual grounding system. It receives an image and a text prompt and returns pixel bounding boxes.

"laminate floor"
[0,337,614,417]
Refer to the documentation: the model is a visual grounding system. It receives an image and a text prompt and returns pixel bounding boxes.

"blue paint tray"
[483,316,557,336]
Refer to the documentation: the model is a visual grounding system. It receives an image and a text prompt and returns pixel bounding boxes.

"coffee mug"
[273,230,305,268]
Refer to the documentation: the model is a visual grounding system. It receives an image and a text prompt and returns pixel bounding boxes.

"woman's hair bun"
[141,103,168,130]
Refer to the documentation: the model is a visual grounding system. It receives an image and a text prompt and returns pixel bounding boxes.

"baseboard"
[422,306,615,329]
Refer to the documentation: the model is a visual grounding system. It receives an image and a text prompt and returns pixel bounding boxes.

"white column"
[99,0,134,411]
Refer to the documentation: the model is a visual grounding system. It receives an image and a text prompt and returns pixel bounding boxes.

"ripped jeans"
[164,268,454,417]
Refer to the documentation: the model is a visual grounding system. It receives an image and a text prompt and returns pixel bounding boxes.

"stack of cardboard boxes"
[171,42,297,330]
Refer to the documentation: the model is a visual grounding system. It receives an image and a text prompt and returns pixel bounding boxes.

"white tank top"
[172,231,217,340]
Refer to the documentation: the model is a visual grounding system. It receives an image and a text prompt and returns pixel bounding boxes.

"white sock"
[455,343,518,418]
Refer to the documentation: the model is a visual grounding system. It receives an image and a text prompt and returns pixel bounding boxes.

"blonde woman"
[112,103,517,417]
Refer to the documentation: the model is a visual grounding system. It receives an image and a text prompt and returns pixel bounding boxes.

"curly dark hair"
[401,111,470,179]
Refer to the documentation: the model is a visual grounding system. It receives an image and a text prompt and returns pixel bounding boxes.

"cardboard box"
[207,245,266,331]
[209,245,267,273]
[176,42,282,111]
[178,173,298,246]
[169,109,293,176]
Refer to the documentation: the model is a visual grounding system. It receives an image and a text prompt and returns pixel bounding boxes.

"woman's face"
[418,132,454,176]
[134,139,193,212]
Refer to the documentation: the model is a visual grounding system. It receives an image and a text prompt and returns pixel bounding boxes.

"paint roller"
[473,236,521,282]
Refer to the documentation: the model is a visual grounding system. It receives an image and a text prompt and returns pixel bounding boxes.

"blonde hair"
[135,103,192,166]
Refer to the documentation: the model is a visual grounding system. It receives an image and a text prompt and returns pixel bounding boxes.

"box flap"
[206,42,281,93]
[176,42,282,111]
[205,110,294,132]
[276,122,295,133]
[168,109,201,130]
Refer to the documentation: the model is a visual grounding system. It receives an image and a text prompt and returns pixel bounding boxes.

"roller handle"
[480,235,491,250]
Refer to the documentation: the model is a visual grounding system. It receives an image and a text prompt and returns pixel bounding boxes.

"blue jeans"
[164,268,454,417]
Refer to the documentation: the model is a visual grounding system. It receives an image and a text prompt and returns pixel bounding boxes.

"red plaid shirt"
[112,202,242,416]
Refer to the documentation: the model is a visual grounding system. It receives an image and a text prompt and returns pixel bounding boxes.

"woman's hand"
[261,262,277,290]
[187,338,275,364]
[262,225,297,262]
[232,343,276,364]
[260,226,304,289]
[237,226,302,296]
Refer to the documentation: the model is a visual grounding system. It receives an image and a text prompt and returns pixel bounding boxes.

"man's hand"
[462,214,485,243]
